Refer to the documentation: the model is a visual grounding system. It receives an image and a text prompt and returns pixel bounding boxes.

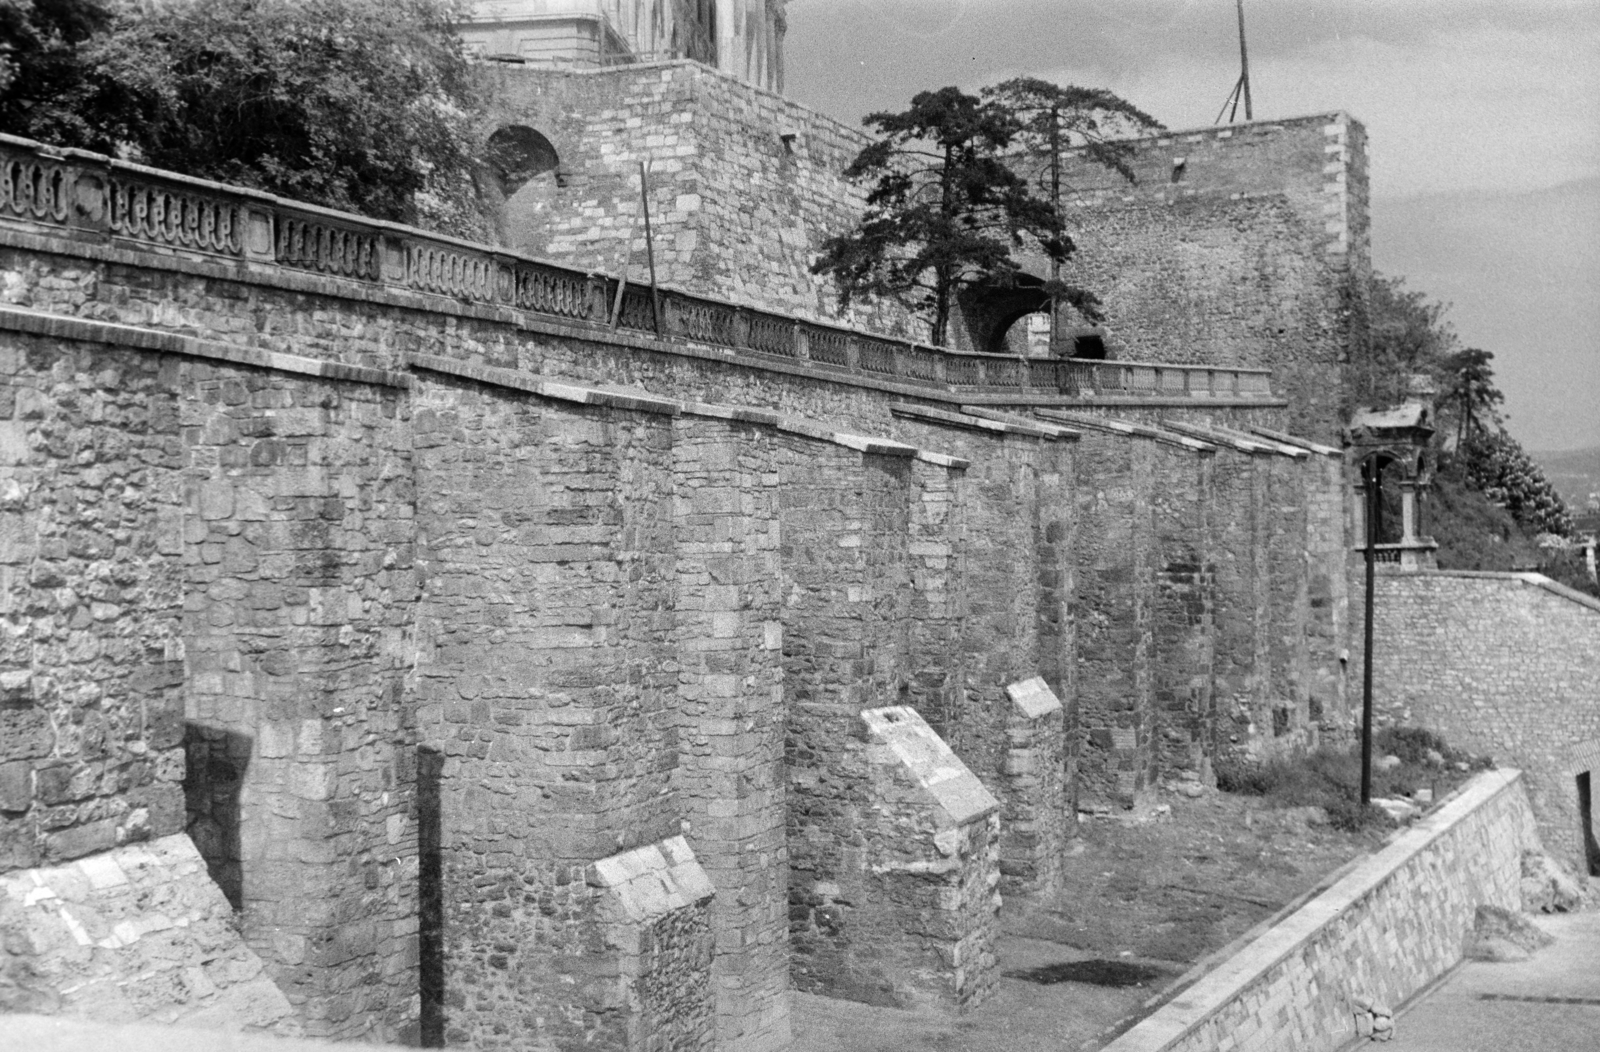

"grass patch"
[1214,727,1489,831]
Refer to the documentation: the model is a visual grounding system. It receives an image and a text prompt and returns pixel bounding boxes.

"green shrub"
[1210,727,1480,832]
[1374,726,1450,765]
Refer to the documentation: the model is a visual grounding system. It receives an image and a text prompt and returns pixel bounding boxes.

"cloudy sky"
[784,0,1600,451]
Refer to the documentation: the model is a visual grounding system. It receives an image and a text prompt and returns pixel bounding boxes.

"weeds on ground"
[1214,727,1490,832]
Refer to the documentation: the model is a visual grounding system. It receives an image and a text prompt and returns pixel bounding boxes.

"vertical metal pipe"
[1361,458,1377,807]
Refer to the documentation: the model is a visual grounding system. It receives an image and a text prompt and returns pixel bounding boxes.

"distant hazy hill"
[1530,446,1600,509]
[1372,178,1599,452]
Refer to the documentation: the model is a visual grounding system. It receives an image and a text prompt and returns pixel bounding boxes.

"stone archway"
[953,274,1052,356]
[485,125,561,198]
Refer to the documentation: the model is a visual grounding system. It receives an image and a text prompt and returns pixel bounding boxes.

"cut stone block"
[0,834,299,1035]
[1005,677,1063,719]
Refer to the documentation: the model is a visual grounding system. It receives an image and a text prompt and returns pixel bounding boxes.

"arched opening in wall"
[485,125,561,198]
[1070,333,1107,360]
[1579,771,1600,876]
[1360,453,1404,546]
[486,125,563,253]
[955,273,1052,355]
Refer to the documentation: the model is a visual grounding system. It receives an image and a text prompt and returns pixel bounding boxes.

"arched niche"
[954,273,1052,355]
[485,125,561,198]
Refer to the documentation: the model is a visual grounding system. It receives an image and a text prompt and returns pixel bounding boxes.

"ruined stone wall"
[1061,423,1155,805]
[0,197,1353,1048]
[884,409,1074,893]
[782,439,914,1001]
[668,412,788,1052]
[0,330,186,871]
[0,324,419,1042]
[1050,113,1370,442]
[1369,572,1600,871]
[1149,443,1216,780]
[179,360,418,1041]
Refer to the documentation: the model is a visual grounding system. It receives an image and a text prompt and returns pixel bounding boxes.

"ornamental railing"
[0,133,1278,402]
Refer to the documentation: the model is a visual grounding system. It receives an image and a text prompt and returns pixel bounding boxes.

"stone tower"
[459,0,786,93]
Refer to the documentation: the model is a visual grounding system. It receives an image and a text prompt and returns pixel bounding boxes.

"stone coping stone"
[404,352,965,466]
[586,835,716,924]
[1037,409,1215,452]
[892,402,1058,441]
[861,707,1000,826]
[1200,421,1312,459]
[1159,418,1291,456]
[957,405,1082,440]
[1247,424,1341,457]
[0,306,409,388]
[1099,768,1528,1052]
[1004,676,1063,719]
[1,1014,397,1052]
[0,834,298,1035]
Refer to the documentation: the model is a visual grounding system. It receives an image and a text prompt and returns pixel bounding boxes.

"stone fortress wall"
[9,36,1589,1052]
[473,64,1372,403]
[1015,113,1371,443]
[476,61,919,337]
[0,119,1354,1050]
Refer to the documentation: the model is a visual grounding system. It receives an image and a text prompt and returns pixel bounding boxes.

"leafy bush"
[0,0,490,236]
[1212,727,1483,833]
[1374,726,1450,765]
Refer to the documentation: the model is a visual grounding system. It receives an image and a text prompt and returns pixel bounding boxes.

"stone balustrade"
[0,132,1276,403]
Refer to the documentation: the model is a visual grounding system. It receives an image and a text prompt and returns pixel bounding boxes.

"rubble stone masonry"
[0,160,1352,1048]
[1049,113,1371,442]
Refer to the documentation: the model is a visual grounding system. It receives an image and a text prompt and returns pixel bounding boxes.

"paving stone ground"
[1358,909,1600,1052]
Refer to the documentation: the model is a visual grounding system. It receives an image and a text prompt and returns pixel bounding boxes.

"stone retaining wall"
[1368,571,1600,872]
[0,148,1354,1047]
[1100,769,1540,1052]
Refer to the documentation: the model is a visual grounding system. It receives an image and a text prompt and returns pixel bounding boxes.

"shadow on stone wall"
[182,723,251,912]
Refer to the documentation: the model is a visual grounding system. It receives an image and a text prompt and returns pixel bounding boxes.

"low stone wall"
[1101,769,1539,1052]
[0,833,298,1034]
[790,706,1001,1013]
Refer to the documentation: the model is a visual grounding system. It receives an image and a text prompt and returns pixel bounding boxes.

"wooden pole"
[1236,0,1254,121]
[639,160,661,335]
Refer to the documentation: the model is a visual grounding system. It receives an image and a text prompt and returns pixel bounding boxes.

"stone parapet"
[1100,769,1539,1052]
[0,132,1276,409]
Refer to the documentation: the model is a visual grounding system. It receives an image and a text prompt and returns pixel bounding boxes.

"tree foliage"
[811,81,1159,347]
[1,0,489,236]
[981,77,1160,192]
[0,0,112,144]
[1454,431,1573,538]
[1440,347,1503,447]
[1353,273,1458,411]
[1360,271,1578,567]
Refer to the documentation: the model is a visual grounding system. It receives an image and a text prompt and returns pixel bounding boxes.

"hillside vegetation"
[1356,275,1595,595]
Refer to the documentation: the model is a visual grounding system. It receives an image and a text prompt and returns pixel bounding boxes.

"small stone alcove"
[485,125,561,198]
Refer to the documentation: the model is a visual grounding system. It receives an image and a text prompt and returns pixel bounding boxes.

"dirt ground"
[792,788,1387,1052]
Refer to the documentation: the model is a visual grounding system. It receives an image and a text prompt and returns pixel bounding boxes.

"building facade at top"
[459,0,787,92]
